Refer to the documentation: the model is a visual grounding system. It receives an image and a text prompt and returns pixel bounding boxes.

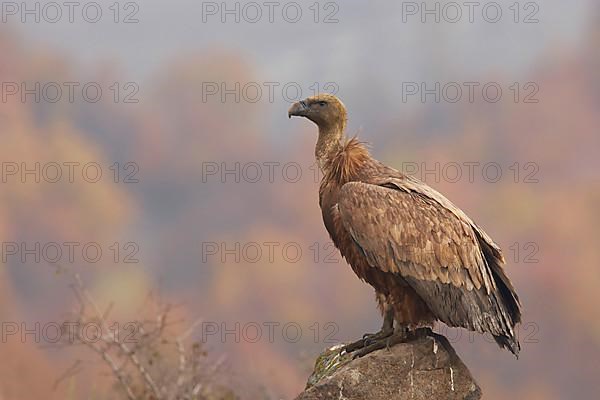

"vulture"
[288,94,522,357]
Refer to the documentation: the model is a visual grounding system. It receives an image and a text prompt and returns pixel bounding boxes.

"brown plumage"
[288,94,522,356]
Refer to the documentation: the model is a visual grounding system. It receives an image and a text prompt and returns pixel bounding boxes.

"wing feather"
[338,181,486,289]
[337,180,521,355]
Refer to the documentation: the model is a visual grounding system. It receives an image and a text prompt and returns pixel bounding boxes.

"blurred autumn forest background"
[1,0,599,399]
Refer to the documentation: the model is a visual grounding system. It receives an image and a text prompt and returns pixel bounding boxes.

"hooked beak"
[288,100,308,119]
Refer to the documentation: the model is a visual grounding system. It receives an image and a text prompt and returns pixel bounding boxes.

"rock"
[296,333,482,400]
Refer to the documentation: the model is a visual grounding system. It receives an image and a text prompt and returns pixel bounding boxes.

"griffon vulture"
[288,94,522,357]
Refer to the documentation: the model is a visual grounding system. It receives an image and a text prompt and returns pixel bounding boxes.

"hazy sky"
[7,0,592,79]
[5,0,595,139]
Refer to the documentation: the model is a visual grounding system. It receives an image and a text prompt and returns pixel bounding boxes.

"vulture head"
[288,94,347,132]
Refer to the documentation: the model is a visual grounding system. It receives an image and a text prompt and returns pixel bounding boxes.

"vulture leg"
[340,309,394,355]
[363,308,395,344]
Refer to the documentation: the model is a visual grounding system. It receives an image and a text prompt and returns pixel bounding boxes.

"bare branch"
[52,271,233,400]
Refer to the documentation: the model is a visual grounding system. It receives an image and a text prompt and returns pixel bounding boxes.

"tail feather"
[494,333,521,358]
[477,233,522,357]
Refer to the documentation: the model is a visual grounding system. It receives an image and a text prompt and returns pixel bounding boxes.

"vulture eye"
[318,101,327,107]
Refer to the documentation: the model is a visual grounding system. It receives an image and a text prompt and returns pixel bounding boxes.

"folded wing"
[337,179,521,355]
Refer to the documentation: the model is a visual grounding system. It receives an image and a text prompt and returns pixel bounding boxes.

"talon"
[340,337,366,354]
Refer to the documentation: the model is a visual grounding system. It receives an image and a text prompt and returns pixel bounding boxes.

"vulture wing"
[336,178,522,355]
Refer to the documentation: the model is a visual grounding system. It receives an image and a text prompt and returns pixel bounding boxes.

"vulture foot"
[342,327,434,359]
[350,330,406,359]
[341,327,394,355]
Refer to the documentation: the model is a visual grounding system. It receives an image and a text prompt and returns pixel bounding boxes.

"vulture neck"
[315,123,345,172]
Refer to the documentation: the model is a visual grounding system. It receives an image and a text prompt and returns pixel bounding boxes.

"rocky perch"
[296,333,482,400]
